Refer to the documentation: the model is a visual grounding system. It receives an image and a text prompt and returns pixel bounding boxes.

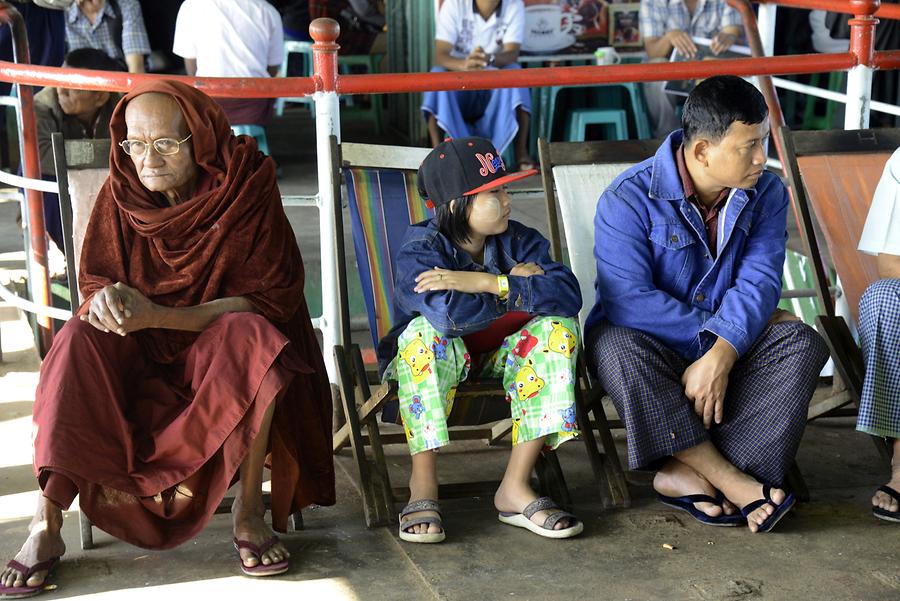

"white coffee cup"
[523,4,576,52]
[594,46,622,66]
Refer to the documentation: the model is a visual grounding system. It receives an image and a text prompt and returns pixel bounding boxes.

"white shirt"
[435,0,525,59]
[173,0,283,78]
[859,147,900,257]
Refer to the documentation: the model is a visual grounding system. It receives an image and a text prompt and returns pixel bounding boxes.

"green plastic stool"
[564,108,629,142]
[542,82,650,141]
[231,124,270,155]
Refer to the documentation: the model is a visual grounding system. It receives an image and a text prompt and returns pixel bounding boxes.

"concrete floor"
[0,108,898,601]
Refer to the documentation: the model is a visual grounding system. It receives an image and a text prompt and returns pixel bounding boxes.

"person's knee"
[590,324,654,385]
[860,278,900,327]
[777,321,830,370]
[214,311,279,343]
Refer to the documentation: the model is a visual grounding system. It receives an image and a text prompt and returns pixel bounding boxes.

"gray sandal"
[498,496,584,539]
[399,499,446,543]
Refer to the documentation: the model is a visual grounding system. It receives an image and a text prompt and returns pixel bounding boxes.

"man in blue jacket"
[586,75,829,533]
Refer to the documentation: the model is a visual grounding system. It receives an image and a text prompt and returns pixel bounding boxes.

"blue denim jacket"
[585,130,788,361]
[377,219,582,375]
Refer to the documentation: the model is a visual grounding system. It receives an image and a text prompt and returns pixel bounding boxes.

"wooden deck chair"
[538,138,665,509]
[328,136,574,527]
[777,126,900,463]
[51,134,302,549]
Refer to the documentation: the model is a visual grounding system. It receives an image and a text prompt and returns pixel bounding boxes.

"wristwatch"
[497,275,509,300]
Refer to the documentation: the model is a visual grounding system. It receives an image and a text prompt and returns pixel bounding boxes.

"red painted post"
[0,2,52,353]
[310,18,340,93]
[848,0,879,68]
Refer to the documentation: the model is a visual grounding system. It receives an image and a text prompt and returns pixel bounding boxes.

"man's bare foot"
[231,497,289,569]
[717,474,789,533]
[403,470,442,536]
[494,481,571,530]
[654,458,737,517]
[0,499,66,591]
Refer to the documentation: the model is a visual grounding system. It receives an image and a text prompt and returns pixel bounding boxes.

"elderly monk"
[0,80,334,595]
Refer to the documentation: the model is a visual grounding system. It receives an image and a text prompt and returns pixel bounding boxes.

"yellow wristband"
[497,275,510,300]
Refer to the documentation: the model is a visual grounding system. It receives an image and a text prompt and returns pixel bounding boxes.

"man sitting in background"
[35,48,123,250]
[65,0,150,73]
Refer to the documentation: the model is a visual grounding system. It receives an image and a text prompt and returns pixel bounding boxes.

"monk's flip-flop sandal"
[872,485,900,523]
[0,557,59,599]
[232,536,289,577]
[498,496,583,539]
[398,499,446,543]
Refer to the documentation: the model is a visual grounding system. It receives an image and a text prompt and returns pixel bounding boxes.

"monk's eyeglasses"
[119,133,192,157]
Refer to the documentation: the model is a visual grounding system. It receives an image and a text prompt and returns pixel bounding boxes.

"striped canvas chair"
[329,137,571,527]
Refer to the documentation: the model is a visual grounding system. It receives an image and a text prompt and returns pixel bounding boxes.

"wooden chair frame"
[777,126,900,464]
[537,138,665,509]
[328,137,576,527]
[52,134,302,549]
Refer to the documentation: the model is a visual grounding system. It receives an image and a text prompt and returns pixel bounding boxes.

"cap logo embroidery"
[476,152,502,177]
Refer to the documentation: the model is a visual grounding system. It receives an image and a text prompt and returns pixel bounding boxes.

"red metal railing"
[0,0,896,350]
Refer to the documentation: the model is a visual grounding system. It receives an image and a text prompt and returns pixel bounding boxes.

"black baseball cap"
[417,137,538,208]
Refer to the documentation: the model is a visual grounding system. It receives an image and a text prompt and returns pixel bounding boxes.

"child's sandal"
[398,499,446,543]
[498,496,584,539]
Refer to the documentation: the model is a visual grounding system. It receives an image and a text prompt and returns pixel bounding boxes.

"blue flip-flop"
[657,491,746,527]
[872,485,900,523]
[740,485,796,533]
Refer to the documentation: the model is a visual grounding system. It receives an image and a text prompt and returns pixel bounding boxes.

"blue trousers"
[421,63,531,154]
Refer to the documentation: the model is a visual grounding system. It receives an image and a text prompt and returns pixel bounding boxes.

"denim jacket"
[585,130,788,361]
[377,219,582,375]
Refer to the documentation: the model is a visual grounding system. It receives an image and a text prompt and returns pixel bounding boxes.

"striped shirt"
[639,0,742,40]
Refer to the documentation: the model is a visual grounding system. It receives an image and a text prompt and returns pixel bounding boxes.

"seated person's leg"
[642,78,680,138]
[858,279,900,520]
[421,66,481,148]
[390,316,470,539]
[589,321,731,520]
[474,64,534,168]
[491,316,582,535]
[697,319,828,532]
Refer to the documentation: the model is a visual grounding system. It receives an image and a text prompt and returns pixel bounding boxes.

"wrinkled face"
[123,93,198,202]
[701,120,770,190]
[462,186,511,237]
[57,85,109,120]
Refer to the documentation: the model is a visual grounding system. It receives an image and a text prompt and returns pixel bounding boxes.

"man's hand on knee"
[81,284,128,335]
[682,338,738,428]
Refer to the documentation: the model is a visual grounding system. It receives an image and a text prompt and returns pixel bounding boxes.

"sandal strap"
[522,497,558,519]
[400,499,442,518]
[741,484,778,517]
[232,536,280,560]
[678,493,722,505]
[542,510,578,531]
[5,558,56,580]
[400,516,443,531]
[877,485,900,504]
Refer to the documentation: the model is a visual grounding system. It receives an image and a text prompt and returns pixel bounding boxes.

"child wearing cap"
[376,137,584,543]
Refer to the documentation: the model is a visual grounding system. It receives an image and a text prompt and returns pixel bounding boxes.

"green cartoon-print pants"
[385,315,581,455]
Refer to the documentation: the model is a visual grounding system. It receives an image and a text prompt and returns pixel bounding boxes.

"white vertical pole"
[314,90,341,384]
[756,3,777,57]
[843,64,874,130]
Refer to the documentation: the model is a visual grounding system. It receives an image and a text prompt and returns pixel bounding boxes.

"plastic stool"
[231,124,270,155]
[542,82,650,141]
[801,71,844,131]
[564,108,629,142]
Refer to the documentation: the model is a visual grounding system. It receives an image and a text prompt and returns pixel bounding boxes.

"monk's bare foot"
[494,481,572,530]
[231,497,289,569]
[403,469,442,536]
[1,498,66,591]
[654,458,737,517]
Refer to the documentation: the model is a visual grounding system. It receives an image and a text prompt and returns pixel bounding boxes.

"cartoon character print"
[399,332,435,385]
[512,329,539,359]
[560,404,577,432]
[511,410,525,445]
[510,358,545,402]
[431,336,449,360]
[538,412,554,432]
[444,387,457,417]
[401,417,415,443]
[422,423,440,449]
[408,395,425,420]
[547,321,577,358]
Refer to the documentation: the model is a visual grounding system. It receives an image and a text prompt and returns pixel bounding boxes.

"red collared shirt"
[676,145,730,257]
